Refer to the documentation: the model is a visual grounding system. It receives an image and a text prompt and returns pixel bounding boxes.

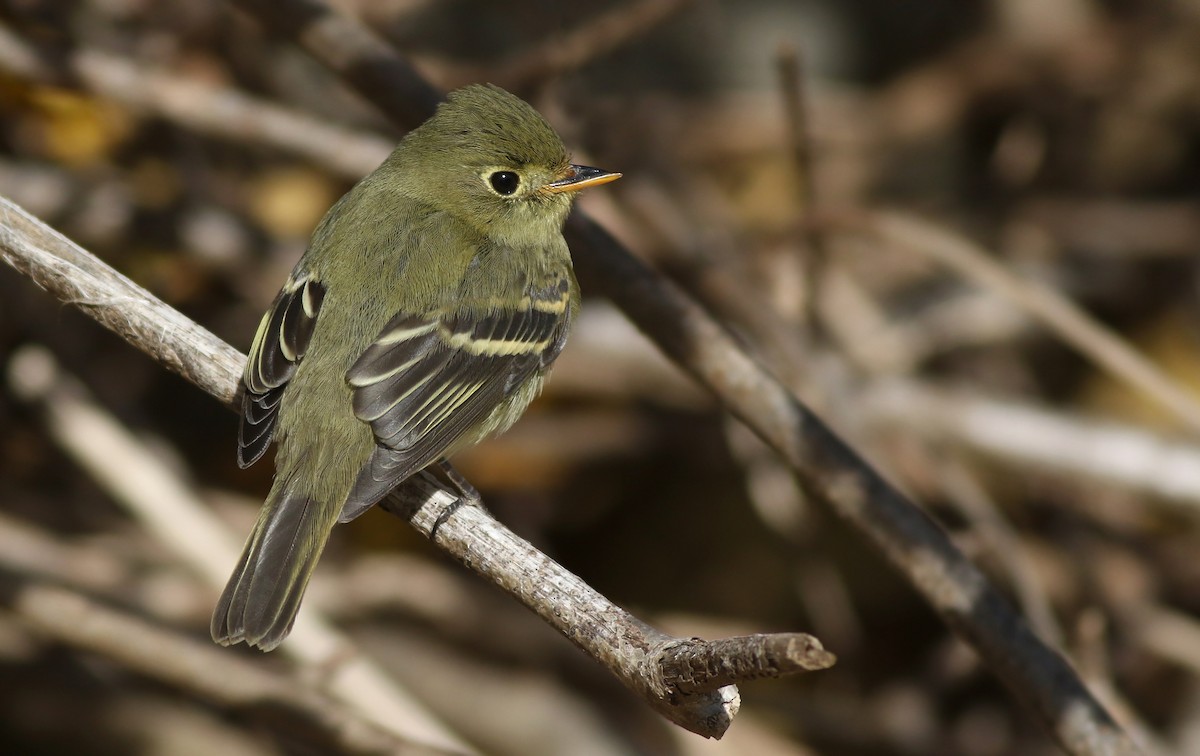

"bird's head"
[390,84,619,246]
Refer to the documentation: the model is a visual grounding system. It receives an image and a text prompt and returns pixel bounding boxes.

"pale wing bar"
[339,295,569,521]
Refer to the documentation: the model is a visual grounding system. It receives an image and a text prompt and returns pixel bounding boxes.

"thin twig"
[1133,604,1200,678]
[657,634,833,694]
[775,42,826,340]
[936,452,1064,646]
[0,512,133,596]
[1072,611,1172,756]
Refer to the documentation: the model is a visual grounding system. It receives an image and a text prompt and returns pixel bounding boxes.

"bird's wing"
[341,278,571,521]
[237,276,326,468]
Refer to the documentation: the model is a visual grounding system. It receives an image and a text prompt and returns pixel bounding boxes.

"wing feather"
[237,278,326,468]
[339,279,571,521]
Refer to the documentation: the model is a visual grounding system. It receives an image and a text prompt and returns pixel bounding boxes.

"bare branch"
[383,476,832,735]
[0,198,244,409]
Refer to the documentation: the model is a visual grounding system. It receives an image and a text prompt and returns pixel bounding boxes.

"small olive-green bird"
[212,84,619,651]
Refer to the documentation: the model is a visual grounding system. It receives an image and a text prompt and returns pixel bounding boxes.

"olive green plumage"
[212,84,619,651]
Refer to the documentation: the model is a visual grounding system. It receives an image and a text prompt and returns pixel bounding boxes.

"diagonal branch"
[383,475,834,734]
[0,198,244,410]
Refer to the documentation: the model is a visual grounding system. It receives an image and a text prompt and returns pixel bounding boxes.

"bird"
[211,84,620,651]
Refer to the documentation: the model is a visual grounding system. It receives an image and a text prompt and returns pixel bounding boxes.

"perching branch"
[220,1,1142,752]
[0,198,244,410]
[383,475,832,733]
[0,194,834,738]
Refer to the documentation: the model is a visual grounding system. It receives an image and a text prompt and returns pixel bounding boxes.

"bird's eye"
[488,171,521,196]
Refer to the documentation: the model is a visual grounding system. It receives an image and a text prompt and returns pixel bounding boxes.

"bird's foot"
[430,459,488,540]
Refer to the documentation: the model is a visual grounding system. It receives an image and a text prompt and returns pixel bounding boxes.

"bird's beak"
[542,164,622,194]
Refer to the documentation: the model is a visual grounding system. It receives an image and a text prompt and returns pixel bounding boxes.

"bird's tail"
[210,486,333,652]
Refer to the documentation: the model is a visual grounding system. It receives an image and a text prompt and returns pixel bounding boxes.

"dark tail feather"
[211,491,331,652]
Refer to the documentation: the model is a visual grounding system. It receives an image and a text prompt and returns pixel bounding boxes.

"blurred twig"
[438,0,695,93]
[0,24,392,180]
[234,0,444,130]
[775,42,825,340]
[1071,610,1173,756]
[856,210,1200,435]
[935,452,1063,646]
[1134,604,1200,678]
[0,512,134,595]
[1019,198,1200,260]
[3,580,448,756]
[865,378,1200,510]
